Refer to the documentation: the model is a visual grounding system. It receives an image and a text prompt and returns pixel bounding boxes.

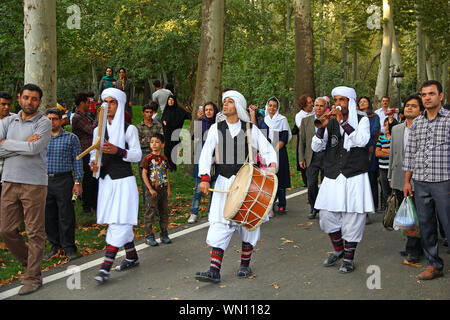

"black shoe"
[400,250,408,257]
[323,251,344,267]
[94,270,109,284]
[406,254,420,263]
[65,250,78,261]
[44,246,60,260]
[115,258,139,271]
[195,270,221,283]
[278,207,288,215]
[308,209,318,219]
[161,234,172,244]
[237,266,253,278]
[338,261,355,273]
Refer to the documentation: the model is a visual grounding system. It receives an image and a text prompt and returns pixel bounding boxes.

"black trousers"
[368,170,379,211]
[394,189,423,258]
[412,179,450,270]
[379,168,391,210]
[306,151,324,211]
[82,157,98,210]
[45,173,77,253]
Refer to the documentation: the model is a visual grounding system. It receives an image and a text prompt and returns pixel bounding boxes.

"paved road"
[1,187,449,305]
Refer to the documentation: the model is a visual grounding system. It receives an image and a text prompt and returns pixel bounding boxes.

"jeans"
[413,179,450,270]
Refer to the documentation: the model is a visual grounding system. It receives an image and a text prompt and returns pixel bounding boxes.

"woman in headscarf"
[115,67,134,118]
[357,96,380,218]
[98,67,116,100]
[89,88,142,283]
[188,101,219,223]
[258,97,292,214]
[161,95,192,171]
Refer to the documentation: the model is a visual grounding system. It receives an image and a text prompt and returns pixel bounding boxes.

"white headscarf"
[222,90,250,122]
[101,88,127,149]
[331,86,358,151]
[264,97,292,143]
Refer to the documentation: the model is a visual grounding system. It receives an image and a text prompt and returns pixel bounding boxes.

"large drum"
[223,163,278,231]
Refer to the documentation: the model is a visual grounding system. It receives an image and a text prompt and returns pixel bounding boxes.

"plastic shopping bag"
[393,197,418,232]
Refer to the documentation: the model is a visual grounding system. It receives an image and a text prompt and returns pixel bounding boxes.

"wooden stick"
[208,186,239,193]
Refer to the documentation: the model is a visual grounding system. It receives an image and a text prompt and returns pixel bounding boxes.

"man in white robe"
[195,90,278,283]
[89,88,142,283]
[312,86,374,273]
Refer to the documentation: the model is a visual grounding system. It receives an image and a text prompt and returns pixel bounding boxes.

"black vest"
[215,121,250,178]
[100,123,133,180]
[323,115,369,179]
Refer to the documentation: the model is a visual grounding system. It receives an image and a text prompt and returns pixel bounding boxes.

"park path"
[1,188,449,303]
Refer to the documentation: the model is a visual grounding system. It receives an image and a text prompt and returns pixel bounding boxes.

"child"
[140,133,172,246]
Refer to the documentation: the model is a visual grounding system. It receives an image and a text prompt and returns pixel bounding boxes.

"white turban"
[331,86,358,151]
[222,90,250,122]
[101,88,127,149]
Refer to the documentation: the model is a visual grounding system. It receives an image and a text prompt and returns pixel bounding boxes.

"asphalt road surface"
[1,187,449,309]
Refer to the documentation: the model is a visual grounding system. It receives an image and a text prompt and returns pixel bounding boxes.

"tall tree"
[374,0,394,107]
[187,0,225,174]
[294,0,315,105]
[23,0,57,110]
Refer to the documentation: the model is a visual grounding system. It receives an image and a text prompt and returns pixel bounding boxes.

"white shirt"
[152,88,172,114]
[295,110,314,127]
[375,108,399,134]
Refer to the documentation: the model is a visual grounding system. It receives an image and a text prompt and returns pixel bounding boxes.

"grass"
[0,105,304,285]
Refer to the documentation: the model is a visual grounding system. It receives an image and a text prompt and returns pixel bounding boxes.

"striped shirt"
[403,107,449,182]
[47,129,83,180]
[376,135,391,170]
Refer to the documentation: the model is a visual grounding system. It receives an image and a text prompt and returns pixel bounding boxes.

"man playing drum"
[196,90,278,283]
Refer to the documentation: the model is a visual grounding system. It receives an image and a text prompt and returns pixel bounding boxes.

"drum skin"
[223,163,278,231]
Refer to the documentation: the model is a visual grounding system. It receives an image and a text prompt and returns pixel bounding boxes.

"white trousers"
[319,210,367,243]
[206,222,261,250]
[106,224,134,248]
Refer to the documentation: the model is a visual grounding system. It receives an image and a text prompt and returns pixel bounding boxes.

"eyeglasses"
[47,117,60,121]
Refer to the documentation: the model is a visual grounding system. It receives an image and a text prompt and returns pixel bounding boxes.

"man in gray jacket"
[0,84,51,295]
[388,94,423,263]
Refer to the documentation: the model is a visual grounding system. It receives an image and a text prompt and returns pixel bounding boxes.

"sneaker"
[145,235,159,247]
[94,270,109,284]
[188,214,198,223]
[115,258,140,271]
[161,234,172,244]
[338,261,355,273]
[417,266,444,280]
[195,270,221,283]
[237,266,253,278]
[278,207,288,215]
[323,251,344,267]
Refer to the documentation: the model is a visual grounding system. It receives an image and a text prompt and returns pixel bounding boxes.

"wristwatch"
[74,181,81,185]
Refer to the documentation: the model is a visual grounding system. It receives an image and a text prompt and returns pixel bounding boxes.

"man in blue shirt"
[44,108,83,262]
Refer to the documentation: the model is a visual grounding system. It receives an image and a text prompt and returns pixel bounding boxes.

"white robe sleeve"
[311,128,328,153]
[198,123,219,178]
[123,125,142,163]
[89,125,142,164]
[346,116,370,147]
[251,125,278,169]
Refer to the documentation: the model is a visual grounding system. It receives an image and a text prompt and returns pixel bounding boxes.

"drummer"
[196,90,278,283]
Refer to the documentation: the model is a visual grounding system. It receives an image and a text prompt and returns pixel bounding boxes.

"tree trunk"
[187,0,225,175]
[294,0,315,107]
[319,0,326,96]
[341,17,348,81]
[282,0,292,113]
[23,0,57,111]
[441,61,448,104]
[416,2,426,89]
[388,30,402,107]
[374,0,393,108]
